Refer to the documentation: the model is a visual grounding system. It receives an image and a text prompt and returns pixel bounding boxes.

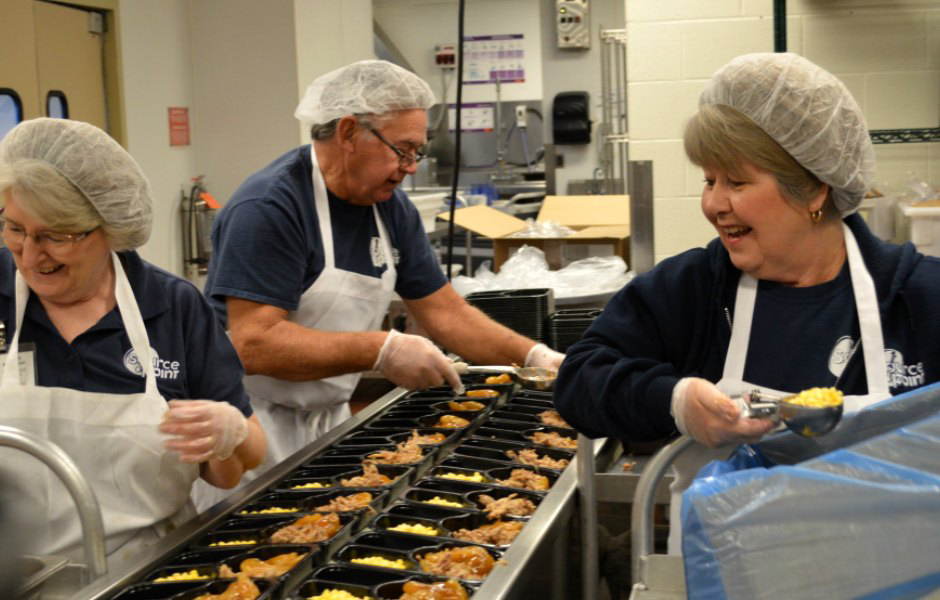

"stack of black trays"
[464,288,555,345]
[548,308,603,352]
[108,372,579,600]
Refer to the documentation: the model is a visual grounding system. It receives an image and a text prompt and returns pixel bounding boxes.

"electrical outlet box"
[557,0,590,50]
[434,43,456,69]
[515,105,527,128]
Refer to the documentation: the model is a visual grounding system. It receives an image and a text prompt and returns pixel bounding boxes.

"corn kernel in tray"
[292,481,331,489]
[786,387,843,407]
[437,471,485,482]
[208,539,256,547]
[153,569,210,582]
[387,522,440,536]
[423,496,465,507]
[239,506,297,515]
[351,556,409,569]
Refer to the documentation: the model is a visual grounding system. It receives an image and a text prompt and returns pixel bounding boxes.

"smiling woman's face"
[2,191,112,307]
[700,162,821,283]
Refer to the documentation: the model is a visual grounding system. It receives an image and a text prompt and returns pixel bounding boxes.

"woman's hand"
[671,377,776,447]
[160,400,249,463]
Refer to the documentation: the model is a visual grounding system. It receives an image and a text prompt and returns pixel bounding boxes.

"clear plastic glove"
[524,343,565,370]
[160,400,249,463]
[670,377,775,448]
[374,329,463,393]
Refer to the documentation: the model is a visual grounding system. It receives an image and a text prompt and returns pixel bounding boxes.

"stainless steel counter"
[69,384,614,600]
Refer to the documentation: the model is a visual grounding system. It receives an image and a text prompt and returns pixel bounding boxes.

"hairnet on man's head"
[699,52,874,215]
[0,118,153,248]
[295,60,436,127]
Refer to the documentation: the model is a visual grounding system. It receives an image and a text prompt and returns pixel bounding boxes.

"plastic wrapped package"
[451,245,631,300]
[681,385,940,600]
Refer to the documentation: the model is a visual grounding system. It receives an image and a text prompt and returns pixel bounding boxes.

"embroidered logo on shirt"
[124,347,181,380]
[885,349,924,389]
[370,237,400,268]
[828,336,855,378]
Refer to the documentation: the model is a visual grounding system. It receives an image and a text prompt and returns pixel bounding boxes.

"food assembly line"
[73,373,609,600]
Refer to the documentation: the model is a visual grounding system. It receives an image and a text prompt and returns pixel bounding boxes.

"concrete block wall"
[627,0,940,262]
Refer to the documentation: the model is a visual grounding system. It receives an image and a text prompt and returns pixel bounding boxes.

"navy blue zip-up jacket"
[555,214,940,441]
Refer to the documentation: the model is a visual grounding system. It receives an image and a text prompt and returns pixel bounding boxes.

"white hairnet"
[0,118,153,247]
[295,60,435,127]
[700,52,875,216]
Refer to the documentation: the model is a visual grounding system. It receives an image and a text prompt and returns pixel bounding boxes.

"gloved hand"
[160,400,250,463]
[670,377,776,448]
[375,330,463,393]
[524,343,565,370]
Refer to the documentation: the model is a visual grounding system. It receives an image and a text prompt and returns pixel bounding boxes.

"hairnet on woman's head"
[0,118,154,248]
[699,52,874,215]
[295,59,436,127]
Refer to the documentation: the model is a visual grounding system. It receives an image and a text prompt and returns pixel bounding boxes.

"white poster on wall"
[463,34,526,84]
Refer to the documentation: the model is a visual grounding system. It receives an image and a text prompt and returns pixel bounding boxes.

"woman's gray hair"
[0,118,153,250]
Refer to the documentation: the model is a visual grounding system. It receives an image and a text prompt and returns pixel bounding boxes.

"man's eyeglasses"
[364,125,426,168]
[0,218,93,252]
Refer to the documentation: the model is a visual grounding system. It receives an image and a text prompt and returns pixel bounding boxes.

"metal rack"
[599,27,629,195]
[70,385,615,600]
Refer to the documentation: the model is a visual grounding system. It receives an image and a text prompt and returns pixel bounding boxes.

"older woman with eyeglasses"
[200,59,564,510]
[0,118,265,565]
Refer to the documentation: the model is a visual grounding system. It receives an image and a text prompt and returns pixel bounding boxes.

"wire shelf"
[870,128,940,144]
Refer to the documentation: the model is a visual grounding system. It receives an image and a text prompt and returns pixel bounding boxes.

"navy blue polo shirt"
[204,145,447,325]
[0,249,252,416]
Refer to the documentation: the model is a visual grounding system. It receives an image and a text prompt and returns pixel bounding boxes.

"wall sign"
[463,34,525,84]
[168,107,190,146]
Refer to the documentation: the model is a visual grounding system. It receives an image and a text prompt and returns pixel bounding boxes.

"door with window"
[0,0,110,138]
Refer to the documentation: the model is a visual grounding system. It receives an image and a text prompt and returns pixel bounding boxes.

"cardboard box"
[438,195,630,271]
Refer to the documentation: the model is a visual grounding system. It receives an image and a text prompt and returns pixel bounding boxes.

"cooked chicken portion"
[340,463,393,487]
[447,400,485,411]
[435,414,470,428]
[506,448,570,470]
[217,552,305,578]
[477,493,537,519]
[269,512,341,544]
[529,431,577,449]
[537,410,569,428]
[452,520,523,546]
[495,468,551,491]
[313,492,373,512]
[465,389,499,398]
[407,430,447,445]
[419,545,494,581]
[399,578,469,599]
[368,441,423,465]
[193,573,260,600]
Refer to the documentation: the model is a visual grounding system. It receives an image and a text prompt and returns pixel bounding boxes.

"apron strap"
[722,273,757,381]
[842,224,889,395]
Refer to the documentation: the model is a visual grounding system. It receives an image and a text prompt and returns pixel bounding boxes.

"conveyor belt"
[71,379,614,600]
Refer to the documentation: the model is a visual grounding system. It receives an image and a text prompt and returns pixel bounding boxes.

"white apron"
[0,252,198,565]
[667,224,892,553]
[193,146,397,511]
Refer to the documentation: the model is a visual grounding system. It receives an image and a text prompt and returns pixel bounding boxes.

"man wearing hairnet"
[554,53,940,555]
[0,118,265,564]
[203,60,563,501]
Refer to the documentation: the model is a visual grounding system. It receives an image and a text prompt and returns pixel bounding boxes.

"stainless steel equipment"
[0,425,107,595]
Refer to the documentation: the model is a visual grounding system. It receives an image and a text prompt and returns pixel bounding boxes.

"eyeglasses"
[364,124,426,168]
[0,218,93,252]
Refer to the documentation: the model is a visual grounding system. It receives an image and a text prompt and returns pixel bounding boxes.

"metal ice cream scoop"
[734,389,844,437]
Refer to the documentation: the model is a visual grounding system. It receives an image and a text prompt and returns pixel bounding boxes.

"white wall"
[117,0,197,273]
[627,0,940,262]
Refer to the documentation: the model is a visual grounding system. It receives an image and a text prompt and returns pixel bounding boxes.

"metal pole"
[577,434,599,600]
[0,425,107,582]
[630,436,696,584]
[627,160,655,275]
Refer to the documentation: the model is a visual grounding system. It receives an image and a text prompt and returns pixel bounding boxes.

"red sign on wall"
[168,107,190,146]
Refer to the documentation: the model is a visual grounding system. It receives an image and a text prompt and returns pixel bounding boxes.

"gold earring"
[810,209,823,223]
